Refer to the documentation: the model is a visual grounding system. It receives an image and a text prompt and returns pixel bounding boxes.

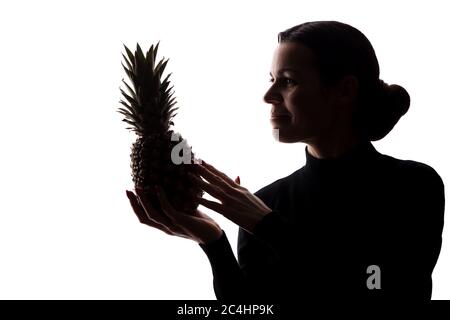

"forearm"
[199,230,249,301]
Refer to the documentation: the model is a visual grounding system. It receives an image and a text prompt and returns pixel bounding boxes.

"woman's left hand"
[189,160,272,234]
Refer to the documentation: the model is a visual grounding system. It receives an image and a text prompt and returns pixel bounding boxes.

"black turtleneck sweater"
[199,141,445,301]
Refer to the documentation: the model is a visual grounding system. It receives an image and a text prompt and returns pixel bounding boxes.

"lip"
[270,114,291,119]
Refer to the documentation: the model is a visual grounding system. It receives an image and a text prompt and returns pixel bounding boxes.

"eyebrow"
[269,68,300,76]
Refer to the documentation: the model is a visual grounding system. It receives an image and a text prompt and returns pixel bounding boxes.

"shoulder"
[376,153,445,228]
[377,152,444,191]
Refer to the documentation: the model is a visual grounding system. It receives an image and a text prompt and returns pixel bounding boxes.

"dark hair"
[278,21,410,141]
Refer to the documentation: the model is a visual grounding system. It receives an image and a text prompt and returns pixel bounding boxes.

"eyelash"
[269,77,296,85]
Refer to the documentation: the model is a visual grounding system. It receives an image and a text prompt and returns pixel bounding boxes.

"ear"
[336,75,359,104]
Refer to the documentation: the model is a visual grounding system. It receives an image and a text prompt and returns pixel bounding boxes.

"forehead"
[271,42,316,73]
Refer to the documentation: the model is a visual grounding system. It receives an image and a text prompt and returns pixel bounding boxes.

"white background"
[0,0,448,299]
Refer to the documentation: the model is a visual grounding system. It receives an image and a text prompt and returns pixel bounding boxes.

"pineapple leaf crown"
[118,41,178,136]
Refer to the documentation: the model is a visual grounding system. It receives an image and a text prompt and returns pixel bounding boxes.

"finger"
[196,164,229,186]
[196,196,226,215]
[126,190,175,235]
[154,188,202,237]
[189,173,230,202]
[195,164,235,193]
[154,186,184,224]
[135,188,176,226]
[126,190,150,223]
[199,160,238,187]
[132,191,188,237]
[141,215,176,236]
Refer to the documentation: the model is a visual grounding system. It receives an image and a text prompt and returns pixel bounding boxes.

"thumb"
[235,176,240,185]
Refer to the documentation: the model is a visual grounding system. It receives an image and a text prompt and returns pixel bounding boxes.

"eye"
[269,77,296,85]
[284,78,295,85]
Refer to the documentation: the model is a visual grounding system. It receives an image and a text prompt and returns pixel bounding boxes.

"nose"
[263,85,282,105]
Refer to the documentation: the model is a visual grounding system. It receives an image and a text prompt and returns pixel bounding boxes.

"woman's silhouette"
[126,21,445,301]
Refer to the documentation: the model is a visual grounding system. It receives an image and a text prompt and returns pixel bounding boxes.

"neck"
[306,133,363,159]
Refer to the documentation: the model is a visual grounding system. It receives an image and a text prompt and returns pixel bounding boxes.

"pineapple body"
[131,131,203,214]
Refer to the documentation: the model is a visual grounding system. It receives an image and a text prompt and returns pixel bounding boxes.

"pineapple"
[118,41,203,215]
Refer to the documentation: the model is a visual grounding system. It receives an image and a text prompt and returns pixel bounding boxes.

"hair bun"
[386,83,410,117]
[362,80,410,141]
[377,80,410,116]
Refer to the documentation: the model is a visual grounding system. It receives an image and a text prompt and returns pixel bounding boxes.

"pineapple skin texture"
[131,132,204,215]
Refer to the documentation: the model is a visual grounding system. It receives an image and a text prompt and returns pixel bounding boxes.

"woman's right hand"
[126,186,223,245]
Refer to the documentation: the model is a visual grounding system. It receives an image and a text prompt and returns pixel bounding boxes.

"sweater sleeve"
[198,185,293,301]
[385,164,445,299]
[198,222,286,302]
[198,229,247,301]
[411,166,444,299]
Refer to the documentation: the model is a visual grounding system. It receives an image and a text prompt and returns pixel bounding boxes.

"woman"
[126,21,445,301]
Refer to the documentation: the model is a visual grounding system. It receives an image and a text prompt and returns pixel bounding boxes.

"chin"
[271,127,304,143]
[278,136,302,143]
